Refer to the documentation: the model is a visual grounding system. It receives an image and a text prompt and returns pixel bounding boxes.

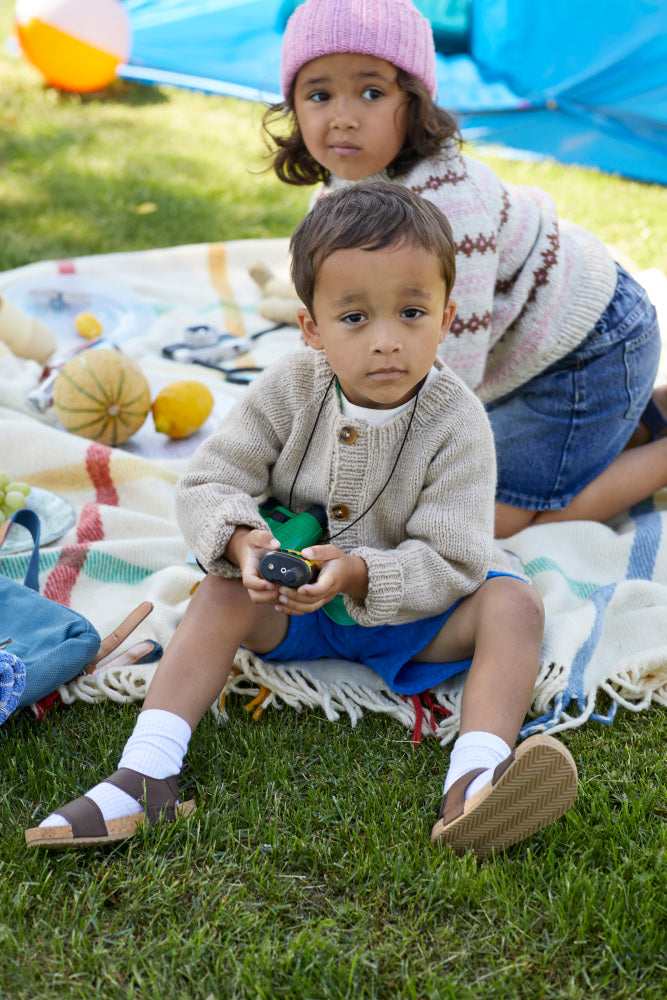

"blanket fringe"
[54,648,667,744]
[519,660,667,737]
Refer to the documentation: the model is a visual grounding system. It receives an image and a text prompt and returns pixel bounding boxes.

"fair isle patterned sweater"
[176,349,499,627]
[323,142,618,403]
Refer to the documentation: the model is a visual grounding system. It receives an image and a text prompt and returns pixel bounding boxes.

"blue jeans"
[486,265,661,510]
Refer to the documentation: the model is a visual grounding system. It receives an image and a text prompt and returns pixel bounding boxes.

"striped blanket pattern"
[1,241,666,741]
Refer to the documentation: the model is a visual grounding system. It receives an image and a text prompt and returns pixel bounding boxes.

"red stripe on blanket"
[85,442,120,507]
[76,501,104,544]
[42,505,104,604]
[57,260,76,274]
[42,445,118,605]
[42,545,89,605]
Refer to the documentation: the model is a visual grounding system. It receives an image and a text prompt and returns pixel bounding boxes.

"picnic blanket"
[1,240,667,742]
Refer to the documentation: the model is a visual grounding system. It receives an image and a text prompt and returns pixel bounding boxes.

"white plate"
[3,275,155,345]
[1,488,76,553]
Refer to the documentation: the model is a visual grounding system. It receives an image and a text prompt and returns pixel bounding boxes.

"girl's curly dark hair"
[262,69,461,186]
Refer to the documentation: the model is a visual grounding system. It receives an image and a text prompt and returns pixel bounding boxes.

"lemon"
[152,380,215,439]
[74,311,104,339]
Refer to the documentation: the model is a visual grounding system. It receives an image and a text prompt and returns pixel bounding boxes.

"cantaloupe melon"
[52,347,151,446]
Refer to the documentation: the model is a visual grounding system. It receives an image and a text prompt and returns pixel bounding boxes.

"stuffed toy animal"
[249,261,301,328]
[0,295,56,364]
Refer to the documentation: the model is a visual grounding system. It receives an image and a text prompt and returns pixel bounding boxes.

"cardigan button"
[331,503,350,520]
[338,426,358,444]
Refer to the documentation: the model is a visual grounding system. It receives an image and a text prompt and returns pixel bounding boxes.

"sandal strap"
[437,767,487,825]
[437,749,517,826]
[56,795,108,839]
[492,749,515,784]
[104,768,180,823]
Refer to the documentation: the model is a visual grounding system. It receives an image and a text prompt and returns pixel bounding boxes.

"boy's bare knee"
[198,571,240,596]
[514,583,545,637]
[192,572,248,612]
[482,576,545,636]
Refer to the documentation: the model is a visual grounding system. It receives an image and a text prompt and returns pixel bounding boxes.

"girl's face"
[293,53,409,181]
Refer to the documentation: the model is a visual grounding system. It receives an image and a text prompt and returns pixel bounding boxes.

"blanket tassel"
[405,691,452,744]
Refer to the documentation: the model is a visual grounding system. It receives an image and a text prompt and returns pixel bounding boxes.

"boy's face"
[297,243,456,410]
[293,53,409,181]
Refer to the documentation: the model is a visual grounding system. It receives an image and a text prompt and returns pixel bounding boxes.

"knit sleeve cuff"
[342,548,404,627]
[190,500,268,576]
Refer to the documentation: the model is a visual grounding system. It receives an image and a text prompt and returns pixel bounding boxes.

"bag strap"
[0,508,41,591]
[86,600,155,671]
[0,513,157,671]
[85,638,162,677]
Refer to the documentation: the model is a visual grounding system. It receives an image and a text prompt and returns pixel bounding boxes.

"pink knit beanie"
[280,0,437,100]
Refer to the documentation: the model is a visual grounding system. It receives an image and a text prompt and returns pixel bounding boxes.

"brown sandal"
[24,767,195,849]
[431,734,578,858]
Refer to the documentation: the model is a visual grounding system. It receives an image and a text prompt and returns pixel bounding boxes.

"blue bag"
[0,508,101,716]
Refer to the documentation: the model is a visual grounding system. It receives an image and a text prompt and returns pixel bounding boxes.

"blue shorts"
[486,264,660,511]
[259,572,513,695]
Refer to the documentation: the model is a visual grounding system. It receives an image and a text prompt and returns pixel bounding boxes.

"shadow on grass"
[0,80,307,268]
[23,77,171,107]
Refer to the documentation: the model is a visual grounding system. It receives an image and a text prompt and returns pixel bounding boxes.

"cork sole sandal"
[431,734,578,858]
[25,767,195,850]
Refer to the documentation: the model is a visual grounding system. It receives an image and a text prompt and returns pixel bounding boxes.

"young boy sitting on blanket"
[27,181,577,857]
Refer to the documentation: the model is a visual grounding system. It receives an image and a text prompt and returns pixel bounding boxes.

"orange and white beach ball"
[15,0,131,92]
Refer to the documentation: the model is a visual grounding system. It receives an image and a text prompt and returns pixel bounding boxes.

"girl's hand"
[225,527,281,605]
[274,545,368,616]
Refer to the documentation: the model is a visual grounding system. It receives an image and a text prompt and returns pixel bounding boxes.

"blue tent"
[119,0,667,185]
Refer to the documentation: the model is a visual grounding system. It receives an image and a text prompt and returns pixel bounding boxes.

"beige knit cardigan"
[176,349,498,627]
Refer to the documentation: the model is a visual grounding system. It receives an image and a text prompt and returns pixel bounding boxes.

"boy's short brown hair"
[289,180,456,316]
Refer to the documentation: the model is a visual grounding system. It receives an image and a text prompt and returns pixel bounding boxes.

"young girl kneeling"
[264,0,664,538]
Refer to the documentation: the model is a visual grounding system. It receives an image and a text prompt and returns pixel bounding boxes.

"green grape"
[9,481,31,496]
[0,473,31,514]
[0,510,6,526]
[4,491,26,512]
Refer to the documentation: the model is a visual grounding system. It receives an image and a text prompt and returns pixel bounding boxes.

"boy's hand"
[225,527,281,605]
[274,544,368,616]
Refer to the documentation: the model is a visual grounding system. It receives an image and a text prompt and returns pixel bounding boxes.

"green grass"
[0,11,311,271]
[0,6,665,273]
[3,704,667,999]
[1,11,667,999]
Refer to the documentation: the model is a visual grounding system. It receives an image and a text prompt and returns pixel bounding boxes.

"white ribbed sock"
[443,731,512,801]
[40,709,192,828]
[117,708,192,777]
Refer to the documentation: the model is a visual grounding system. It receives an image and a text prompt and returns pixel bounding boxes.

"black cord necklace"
[288,372,421,541]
